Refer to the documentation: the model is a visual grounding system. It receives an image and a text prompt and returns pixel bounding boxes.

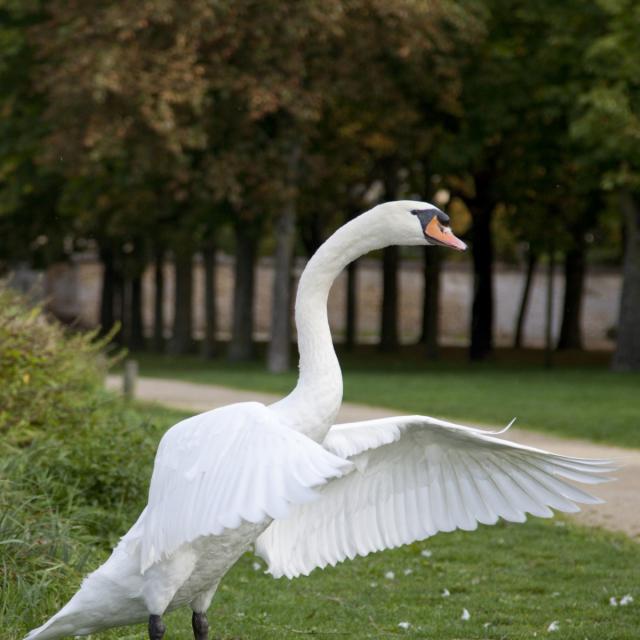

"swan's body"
[26,202,612,640]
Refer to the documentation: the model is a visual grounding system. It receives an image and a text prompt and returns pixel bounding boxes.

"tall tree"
[267,187,297,372]
[557,242,585,350]
[200,238,218,359]
[322,2,480,352]
[169,247,194,355]
[194,2,349,366]
[513,247,537,349]
[267,139,301,373]
[228,221,258,362]
[379,245,400,352]
[32,0,482,366]
[571,0,640,370]
[419,248,441,358]
[98,244,117,336]
[379,163,400,352]
[613,191,640,370]
[32,0,213,349]
[130,272,145,350]
[450,0,607,359]
[0,1,63,273]
[153,247,165,352]
[467,170,496,360]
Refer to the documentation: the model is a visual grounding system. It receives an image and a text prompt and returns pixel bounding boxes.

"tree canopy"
[1,0,637,369]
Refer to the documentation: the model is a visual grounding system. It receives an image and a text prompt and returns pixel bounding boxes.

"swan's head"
[371,200,467,251]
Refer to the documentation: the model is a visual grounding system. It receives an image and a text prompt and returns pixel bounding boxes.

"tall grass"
[0,288,179,634]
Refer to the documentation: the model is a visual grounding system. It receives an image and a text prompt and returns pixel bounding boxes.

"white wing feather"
[255,415,614,578]
[140,402,353,572]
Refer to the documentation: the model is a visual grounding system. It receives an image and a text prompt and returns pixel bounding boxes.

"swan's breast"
[168,520,271,609]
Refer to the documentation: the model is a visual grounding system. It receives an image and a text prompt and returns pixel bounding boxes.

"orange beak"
[425,216,467,251]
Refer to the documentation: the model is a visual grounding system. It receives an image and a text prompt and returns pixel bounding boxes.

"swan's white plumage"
[26,202,612,639]
[255,415,614,578]
[140,402,353,571]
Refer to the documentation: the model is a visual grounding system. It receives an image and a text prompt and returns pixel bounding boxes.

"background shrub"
[0,286,178,633]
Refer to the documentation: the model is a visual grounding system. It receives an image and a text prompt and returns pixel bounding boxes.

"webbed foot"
[192,611,209,639]
[148,614,166,640]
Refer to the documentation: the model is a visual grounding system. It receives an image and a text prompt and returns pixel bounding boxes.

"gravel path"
[106,374,640,540]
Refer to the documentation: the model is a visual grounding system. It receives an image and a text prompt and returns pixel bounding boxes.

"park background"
[1,1,640,639]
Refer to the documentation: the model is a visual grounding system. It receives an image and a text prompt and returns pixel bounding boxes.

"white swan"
[26,201,612,640]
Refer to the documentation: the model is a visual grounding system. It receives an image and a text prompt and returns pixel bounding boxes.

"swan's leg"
[143,547,197,640]
[192,611,209,639]
[190,581,219,640]
[148,614,166,639]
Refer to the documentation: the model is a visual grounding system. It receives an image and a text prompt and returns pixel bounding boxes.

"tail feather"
[25,603,96,640]
[24,536,147,639]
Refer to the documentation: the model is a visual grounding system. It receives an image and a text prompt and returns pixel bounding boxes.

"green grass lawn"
[125,347,640,448]
[7,292,638,640]
[100,521,640,640]
[16,404,640,640]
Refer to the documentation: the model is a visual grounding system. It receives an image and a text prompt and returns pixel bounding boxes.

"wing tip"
[495,418,517,435]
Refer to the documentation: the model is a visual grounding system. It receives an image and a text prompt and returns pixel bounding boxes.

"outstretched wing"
[140,402,352,572]
[255,415,614,578]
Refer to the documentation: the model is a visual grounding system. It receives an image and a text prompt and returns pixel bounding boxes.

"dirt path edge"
[106,375,640,540]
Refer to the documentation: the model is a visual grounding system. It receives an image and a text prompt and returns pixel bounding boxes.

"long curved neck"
[271,209,387,440]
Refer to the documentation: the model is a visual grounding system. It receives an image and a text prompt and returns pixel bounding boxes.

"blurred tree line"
[0,0,638,371]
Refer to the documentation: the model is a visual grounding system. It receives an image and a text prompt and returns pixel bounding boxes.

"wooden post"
[123,359,138,400]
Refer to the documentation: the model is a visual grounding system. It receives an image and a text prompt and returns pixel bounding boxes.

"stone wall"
[43,253,619,349]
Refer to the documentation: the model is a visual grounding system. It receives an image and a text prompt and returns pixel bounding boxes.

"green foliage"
[0,288,181,631]
[0,0,630,273]
[449,0,608,259]
[0,289,105,442]
[0,0,64,268]
[571,0,640,191]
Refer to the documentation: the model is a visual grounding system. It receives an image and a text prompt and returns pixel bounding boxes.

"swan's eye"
[436,210,450,225]
[410,208,450,228]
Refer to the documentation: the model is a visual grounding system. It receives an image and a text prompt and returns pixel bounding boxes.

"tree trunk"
[469,201,494,361]
[612,190,640,371]
[99,245,116,335]
[379,160,400,352]
[300,212,325,258]
[113,263,125,345]
[168,251,193,355]
[228,224,257,362]
[419,246,441,358]
[345,259,358,351]
[129,272,145,350]
[544,250,556,369]
[200,241,218,359]
[379,245,399,352]
[153,248,165,352]
[557,241,586,350]
[513,249,537,349]
[267,204,296,372]
[343,206,361,352]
